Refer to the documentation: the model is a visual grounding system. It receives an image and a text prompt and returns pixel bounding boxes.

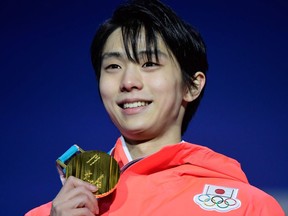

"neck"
[124,133,182,160]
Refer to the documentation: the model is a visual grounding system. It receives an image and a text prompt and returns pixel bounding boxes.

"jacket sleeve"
[25,202,52,216]
[254,194,285,216]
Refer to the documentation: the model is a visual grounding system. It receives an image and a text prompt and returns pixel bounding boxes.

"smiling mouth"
[121,101,151,109]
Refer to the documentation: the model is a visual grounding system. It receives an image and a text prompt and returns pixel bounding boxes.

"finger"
[73,207,96,216]
[60,176,98,195]
[51,205,95,216]
[52,176,99,215]
[68,187,99,214]
[54,184,98,214]
[53,194,99,215]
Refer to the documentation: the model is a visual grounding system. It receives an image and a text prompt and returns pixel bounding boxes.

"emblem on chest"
[193,184,241,212]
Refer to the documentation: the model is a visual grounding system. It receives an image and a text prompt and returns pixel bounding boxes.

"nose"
[120,64,143,92]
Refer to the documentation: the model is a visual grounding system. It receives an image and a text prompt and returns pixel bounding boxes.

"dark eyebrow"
[138,50,168,59]
[101,50,168,62]
[102,52,123,59]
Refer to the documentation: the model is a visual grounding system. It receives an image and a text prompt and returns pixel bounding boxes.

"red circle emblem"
[215,189,225,194]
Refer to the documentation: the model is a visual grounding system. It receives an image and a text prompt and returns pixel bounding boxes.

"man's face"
[99,28,193,142]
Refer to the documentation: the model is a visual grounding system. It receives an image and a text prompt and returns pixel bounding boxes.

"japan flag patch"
[193,184,241,212]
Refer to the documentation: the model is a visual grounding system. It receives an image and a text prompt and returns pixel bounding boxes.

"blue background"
[1,0,287,215]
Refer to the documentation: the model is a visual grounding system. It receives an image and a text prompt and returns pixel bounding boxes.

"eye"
[106,64,121,69]
[142,62,159,68]
[105,64,121,70]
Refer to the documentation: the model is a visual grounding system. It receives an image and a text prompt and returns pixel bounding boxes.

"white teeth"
[123,101,149,109]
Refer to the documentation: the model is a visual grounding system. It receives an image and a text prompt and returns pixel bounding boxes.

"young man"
[26,0,284,215]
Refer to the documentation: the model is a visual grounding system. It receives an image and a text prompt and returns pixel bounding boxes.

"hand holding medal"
[56,145,120,198]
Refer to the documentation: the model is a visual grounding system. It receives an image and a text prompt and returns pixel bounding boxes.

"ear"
[183,71,206,102]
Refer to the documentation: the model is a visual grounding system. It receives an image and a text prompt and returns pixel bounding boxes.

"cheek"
[99,77,114,103]
[99,79,106,99]
[99,81,115,119]
[149,75,182,98]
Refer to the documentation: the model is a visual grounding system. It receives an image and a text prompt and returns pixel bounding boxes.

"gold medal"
[65,150,120,198]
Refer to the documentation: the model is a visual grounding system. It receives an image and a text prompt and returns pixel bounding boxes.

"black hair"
[91,0,208,134]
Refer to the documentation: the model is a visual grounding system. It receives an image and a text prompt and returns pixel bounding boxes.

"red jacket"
[25,138,284,215]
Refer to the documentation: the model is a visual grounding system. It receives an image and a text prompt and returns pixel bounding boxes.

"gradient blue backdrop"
[1,0,287,215]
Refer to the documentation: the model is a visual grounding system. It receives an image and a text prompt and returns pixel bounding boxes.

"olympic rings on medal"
[197,194,237,209]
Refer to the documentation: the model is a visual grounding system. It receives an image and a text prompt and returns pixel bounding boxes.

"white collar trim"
[120,136,133,162]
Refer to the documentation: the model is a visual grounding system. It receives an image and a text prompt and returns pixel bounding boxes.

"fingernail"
[95,207,99,215]
[90,184,98,192]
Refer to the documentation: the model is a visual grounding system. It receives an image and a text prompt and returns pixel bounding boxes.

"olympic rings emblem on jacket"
[197,194,237,209]
[193,184,241,212]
